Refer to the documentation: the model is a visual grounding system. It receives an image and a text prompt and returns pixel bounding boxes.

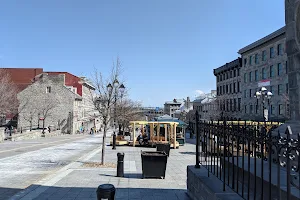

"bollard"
[96,184,115,200]
[117,152,124,177]
[112,132,116,150]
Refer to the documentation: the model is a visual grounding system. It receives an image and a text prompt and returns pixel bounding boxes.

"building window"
[277,44,283,55]
[255,54,259,64]
[230,99,232,111]
[244,73,247,83]
[230,71,233,78]
[278,84,284,95]
[262,50,266,61]
[244,90,247,98]
[217,76,219,82]
[226,72,229,79]
[238,68,240,76]
[262,68,267,79]
[234,99,237,111]
[249,72,252,82]
[278,63,283,76]
[250,105,253,113]
[226,100,229,112]
[249,56,252,65]
[279,104,284,115]
[270,47,275,58]
[271,105,275,115]
[220,75,222,81]
[46,86,51,93]
[244,58,247,66]
[286,83,289,94]
[233,82,236,93]
[230,83,232,93]
[238,98,241,111]
[244,105,247,113]
[223,74,225,80]
[226,85,228,93]
[270,65,274,78]
[223,85,225,94]
[238,82,240,92]
[234,69,236,77]
[255,70,258,81]
[249,89,252,98]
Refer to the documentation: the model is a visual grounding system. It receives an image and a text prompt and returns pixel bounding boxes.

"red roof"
[46,72,83,96]
[3,68,43,92]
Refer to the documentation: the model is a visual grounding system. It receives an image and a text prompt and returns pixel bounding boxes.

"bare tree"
[116,98,143,132]
[22,108,37,131]
[90,57,125,165]
[0,69,19,119]
[37,97,58,133]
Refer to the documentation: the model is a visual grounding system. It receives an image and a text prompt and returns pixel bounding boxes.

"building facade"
[17,72,100,133]
[238,27,288,122]
[17,73,82,133]
[141,107,164,121]
[0,68,44,125]
[164,99,184,117]
[192,90,219,121]
[214,58,243,120]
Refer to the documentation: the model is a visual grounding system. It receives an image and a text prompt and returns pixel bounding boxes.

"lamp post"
[254,87,273,123]
[107,80,125,149]
[118,84,125,134]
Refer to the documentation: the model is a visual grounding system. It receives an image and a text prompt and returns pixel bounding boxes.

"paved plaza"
[8,134,195,200]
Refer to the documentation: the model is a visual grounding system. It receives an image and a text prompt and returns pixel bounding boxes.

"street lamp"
[254,87,273,122]
[107,80,126,133]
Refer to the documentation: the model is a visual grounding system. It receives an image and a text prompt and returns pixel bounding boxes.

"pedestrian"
[48,126,51,133]
[90,128,93,135]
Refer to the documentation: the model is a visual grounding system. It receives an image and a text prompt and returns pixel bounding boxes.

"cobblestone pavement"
[0,133,104,200]
[9,134,196,200]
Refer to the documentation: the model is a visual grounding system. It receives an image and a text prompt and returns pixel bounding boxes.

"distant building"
[164,98,185,117]
[238,26,288,122]
[214,58,243,120]
[192,90,218,121]
[141,107,164,121]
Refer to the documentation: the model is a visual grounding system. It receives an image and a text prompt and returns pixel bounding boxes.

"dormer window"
[46,86,51,93]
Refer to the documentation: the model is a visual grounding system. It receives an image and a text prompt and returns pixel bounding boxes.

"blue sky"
[0,0,285,107]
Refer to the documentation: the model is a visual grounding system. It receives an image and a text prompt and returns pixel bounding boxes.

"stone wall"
[9,130,62,142]
[17,73,81,134]
[187,166,243,200]
[240,30,288,121]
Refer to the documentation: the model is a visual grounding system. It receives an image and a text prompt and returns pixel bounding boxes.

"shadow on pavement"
[3,185,190,200]
[179,152,196,155]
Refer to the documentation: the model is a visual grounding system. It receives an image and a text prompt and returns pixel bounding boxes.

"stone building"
[213,58,243,120]
[192,90,219,121]
[17,72,100,133]
[238,27,288,122]
[0,68,44,126]
[164,99,184,117]
[46,72,100,131]
[18,73,82,133]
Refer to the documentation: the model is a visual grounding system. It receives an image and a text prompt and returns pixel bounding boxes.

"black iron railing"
[194,111,299,200]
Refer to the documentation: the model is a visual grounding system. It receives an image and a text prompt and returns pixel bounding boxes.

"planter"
[141,151,168,179]
[156,143,170,156]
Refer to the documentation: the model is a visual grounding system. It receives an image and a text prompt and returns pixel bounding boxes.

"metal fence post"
[195,111,200,168]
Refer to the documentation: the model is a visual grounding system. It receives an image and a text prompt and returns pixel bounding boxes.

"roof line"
[238,26,286,54]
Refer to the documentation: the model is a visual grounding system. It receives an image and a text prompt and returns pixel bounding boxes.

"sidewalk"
[11,134,196,200]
